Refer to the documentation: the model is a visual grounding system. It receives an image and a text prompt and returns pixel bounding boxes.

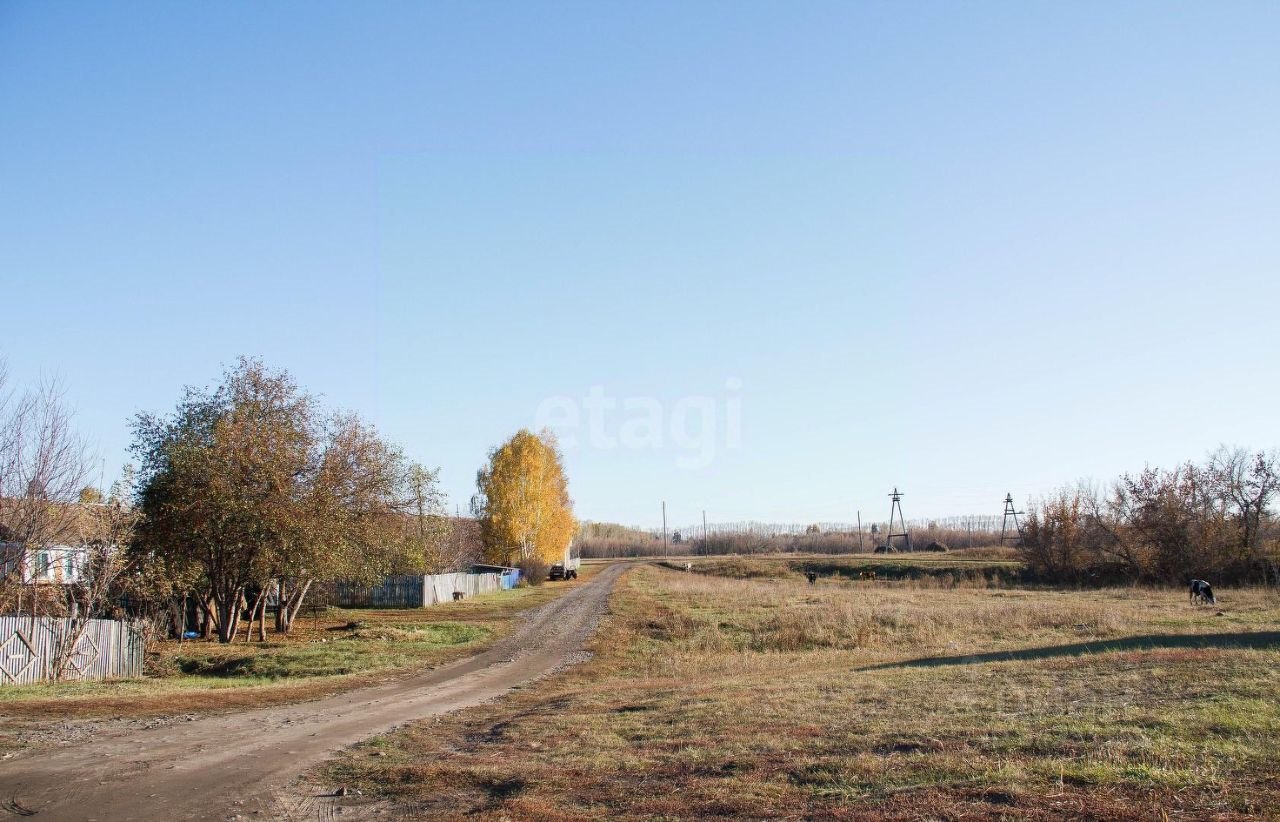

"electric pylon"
[887,487,912,552]
[1000,493,1024,546]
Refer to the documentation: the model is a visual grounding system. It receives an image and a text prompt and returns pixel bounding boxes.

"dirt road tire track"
[0,563,626,821]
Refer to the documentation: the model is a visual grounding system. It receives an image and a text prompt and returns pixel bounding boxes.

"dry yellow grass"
[325,559,1280,819]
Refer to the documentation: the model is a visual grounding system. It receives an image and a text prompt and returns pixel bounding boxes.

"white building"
[1,542,89,585]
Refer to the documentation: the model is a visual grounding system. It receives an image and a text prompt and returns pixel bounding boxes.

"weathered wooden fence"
[335,570,518,608]
[0,616,145,685]
[333,576,425,608]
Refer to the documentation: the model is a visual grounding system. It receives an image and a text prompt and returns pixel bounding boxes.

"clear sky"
[2,2,1277,529]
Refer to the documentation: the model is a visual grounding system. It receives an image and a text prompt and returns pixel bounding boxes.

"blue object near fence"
[500,569,520,589]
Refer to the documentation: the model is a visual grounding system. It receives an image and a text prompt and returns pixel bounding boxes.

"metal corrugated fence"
[335,571,511,608]
[424,572,501,605]
[0,616,145,685]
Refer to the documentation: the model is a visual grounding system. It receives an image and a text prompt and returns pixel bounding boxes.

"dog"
[1188,579,1216,605]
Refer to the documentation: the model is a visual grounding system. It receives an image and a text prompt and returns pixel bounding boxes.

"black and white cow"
[1188,579,1216,605]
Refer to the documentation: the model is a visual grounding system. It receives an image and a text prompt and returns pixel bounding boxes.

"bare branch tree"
[1208,446,1279,585]
[49,476,141,680]
[0,364,93,612]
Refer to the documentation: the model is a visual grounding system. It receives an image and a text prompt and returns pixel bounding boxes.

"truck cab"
[548,544,580,581]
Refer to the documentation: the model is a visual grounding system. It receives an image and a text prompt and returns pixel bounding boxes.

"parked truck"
[548,545,580,581]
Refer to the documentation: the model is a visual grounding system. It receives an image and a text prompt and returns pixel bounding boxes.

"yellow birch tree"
[473,429,576,566]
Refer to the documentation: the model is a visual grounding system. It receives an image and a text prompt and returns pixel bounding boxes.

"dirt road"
[0,563,625,821]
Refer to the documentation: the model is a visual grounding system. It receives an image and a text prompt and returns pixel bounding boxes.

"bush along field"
[662,549,1027,585]
[324,558,1280,819]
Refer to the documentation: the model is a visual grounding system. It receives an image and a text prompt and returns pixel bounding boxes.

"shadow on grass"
[858,631,1280,671]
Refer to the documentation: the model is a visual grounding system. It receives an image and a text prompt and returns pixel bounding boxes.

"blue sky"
[1,2,1277,528]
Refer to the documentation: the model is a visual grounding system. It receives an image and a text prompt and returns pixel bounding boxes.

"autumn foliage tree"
[1020,447,1279,586]
[131,358,429,642]
[403,464,456,574]
[473,429,576,571]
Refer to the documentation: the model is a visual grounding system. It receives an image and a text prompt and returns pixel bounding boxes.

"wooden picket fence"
[0,615,146,685]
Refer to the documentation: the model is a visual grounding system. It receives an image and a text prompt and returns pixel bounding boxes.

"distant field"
[327,556,1280,818]
[660,548,1025,584]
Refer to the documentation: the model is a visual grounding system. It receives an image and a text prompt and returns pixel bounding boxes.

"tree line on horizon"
[576,451,1279,586]
[574,518,1007,558]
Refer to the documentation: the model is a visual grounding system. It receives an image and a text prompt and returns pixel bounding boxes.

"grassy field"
[0,572,595,724]
[325,556,1280,819]
[661,547,1025,584]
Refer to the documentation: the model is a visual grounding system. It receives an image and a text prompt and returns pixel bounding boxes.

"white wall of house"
[1,542,87,584]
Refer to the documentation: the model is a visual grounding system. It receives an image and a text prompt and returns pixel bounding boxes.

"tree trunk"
[199,597,215,639]
[215,588,244,644]
[275,578,287,632]
[50,614,88,682]
[254,587,268,641]
[242,587,267,643]
[278,578,313,635]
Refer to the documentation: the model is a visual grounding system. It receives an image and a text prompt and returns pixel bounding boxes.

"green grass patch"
[167,622,487,680]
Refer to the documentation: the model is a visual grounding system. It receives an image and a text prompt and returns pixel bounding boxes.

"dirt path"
[0,563,625,821]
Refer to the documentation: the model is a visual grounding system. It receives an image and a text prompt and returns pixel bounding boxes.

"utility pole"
[662,501,668,553]
[887,487,912,552]
[857,509,865,553]
[1000,493,1024,546]
[702,509,708,556]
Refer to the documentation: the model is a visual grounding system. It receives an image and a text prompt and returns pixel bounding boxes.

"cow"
[859,570,877,581]
[1188,579,1216,605]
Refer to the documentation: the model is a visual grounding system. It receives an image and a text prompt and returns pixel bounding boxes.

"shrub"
[518,556,551,586]
[1020,448,1279,585]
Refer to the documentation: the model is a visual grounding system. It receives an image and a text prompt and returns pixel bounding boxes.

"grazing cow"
[1188,579,1216,605]
[859,570,877,581]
